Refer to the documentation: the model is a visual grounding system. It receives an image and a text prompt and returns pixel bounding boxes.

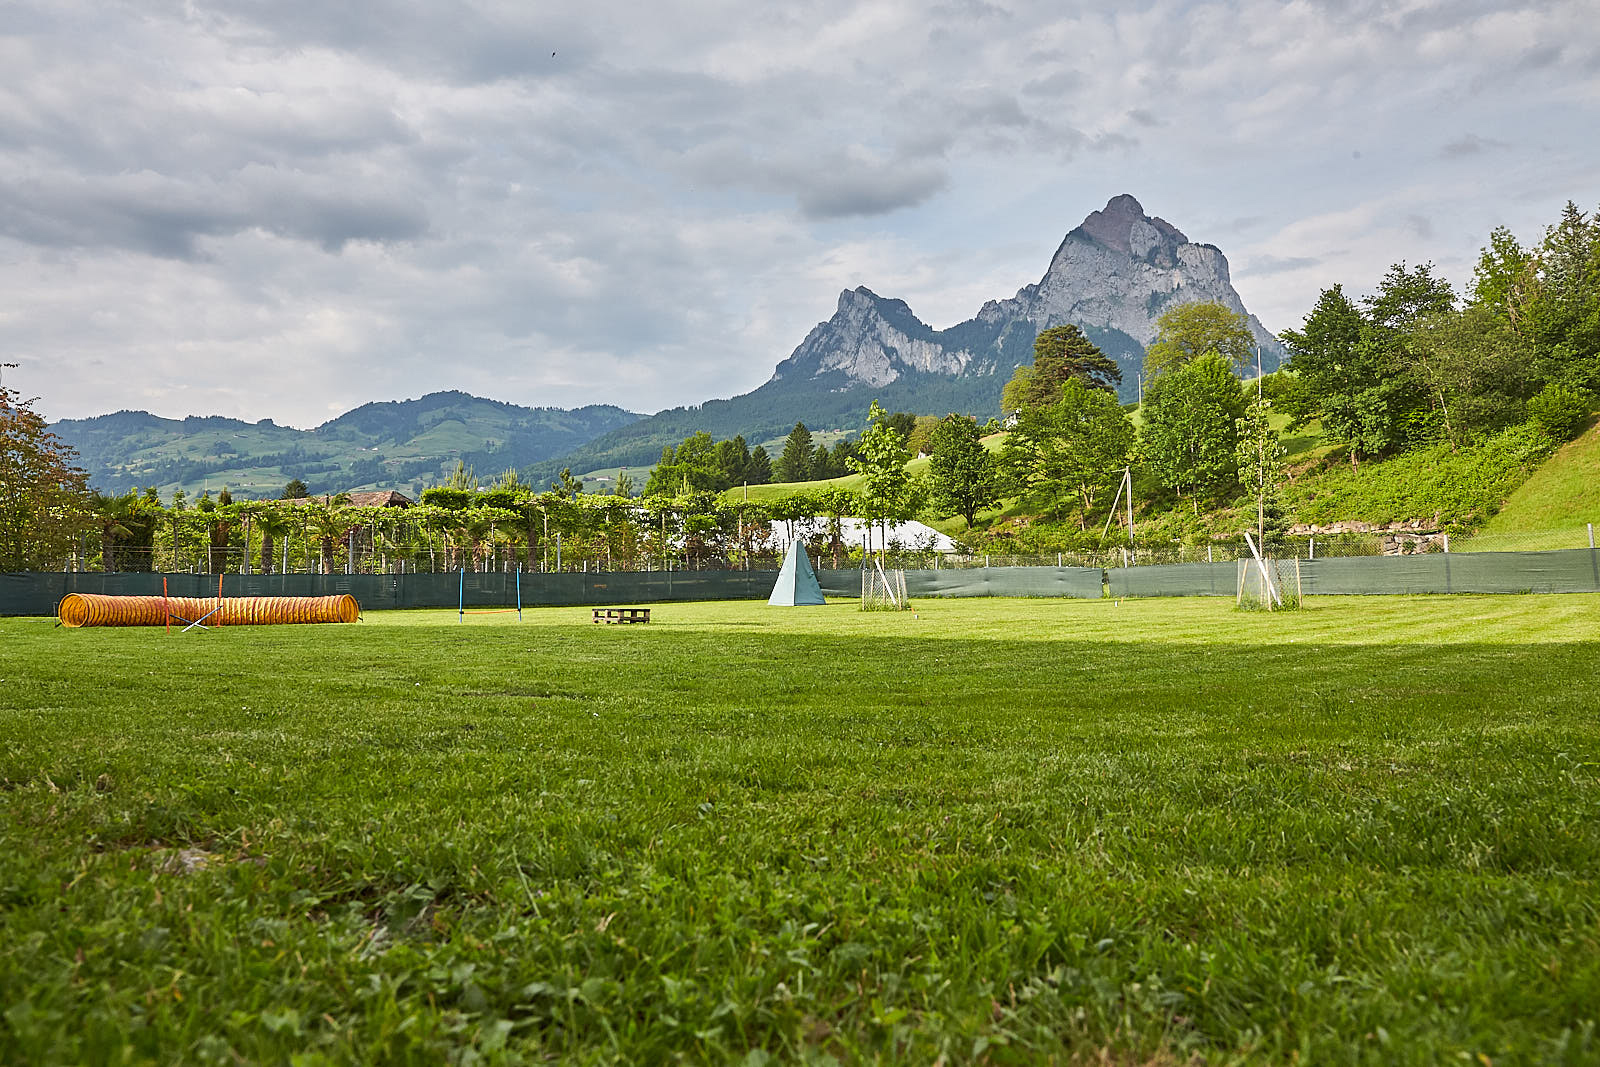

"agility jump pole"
[457,565,524,620]
[178,573,226,633]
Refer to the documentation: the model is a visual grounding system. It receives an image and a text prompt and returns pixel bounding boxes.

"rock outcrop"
[770,194,1281,402]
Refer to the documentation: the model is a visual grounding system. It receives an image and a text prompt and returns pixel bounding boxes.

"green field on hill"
[1476,419,1600,540]
[4,597,1599,1064]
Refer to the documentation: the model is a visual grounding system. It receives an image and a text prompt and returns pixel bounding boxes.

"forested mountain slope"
[53,392,639,498]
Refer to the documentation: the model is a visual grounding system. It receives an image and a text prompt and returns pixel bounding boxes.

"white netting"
[1236,556,1302,610]
[861,560,910,611]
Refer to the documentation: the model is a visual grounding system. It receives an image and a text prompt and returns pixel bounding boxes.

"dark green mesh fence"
[1298,549,1600,595]
[816,567,1105,599]
[1,570,774,617]
[6,549,1599,616]
[1109,562,1237,598]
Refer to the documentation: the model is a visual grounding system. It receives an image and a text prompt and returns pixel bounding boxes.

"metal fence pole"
[1590,523,1595,549]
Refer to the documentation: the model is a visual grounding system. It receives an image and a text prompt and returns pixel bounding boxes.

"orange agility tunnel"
[58,593,360,628]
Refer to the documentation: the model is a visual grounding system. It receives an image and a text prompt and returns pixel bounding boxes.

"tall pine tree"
[774,422,814,483]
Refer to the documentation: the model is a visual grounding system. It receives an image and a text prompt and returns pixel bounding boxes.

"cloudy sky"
[5,0,1597,427]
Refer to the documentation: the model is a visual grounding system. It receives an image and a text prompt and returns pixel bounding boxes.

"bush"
[1527,382,1593,442]
[419,487,472,510]
[1284,422,1558,527]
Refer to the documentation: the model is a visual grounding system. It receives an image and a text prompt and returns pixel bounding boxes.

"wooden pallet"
[592,607,651,624]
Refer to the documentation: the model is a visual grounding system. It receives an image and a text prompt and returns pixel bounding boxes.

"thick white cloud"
[3,0,1596,425]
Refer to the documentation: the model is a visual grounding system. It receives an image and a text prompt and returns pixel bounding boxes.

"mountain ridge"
[52,390,641,498]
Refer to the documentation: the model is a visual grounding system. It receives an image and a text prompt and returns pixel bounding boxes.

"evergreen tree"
[747,446,773,485]
[830,438,859,473]
[1280,280,1417,464]
[551,468,584,500]
[774,422,813,483]
[1001,324,1121,411]
[444,459,479,492]
[811,442,835,480]
[714,435,752,487]
[883,412,918,441]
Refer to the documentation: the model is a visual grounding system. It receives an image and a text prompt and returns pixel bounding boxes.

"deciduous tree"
[0,387,90,570]
[848,401,914,559]
[1139,354,1246,509]
[926,414,998,530]
[1143,301,1256,377]
[999,380,1133,524]
[1235,395,1288,548]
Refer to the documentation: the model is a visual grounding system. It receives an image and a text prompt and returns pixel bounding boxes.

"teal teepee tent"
[768,541,826,606]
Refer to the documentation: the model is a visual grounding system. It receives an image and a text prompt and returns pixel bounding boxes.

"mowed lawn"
[3,596,1599,1065]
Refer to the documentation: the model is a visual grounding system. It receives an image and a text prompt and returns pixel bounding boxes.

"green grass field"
[4,597,1600,1064]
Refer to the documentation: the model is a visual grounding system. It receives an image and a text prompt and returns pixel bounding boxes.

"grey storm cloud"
[0,168,428,258]
[1404,214,1435,240]
[794,164,950,221]
[3,0,1598,428]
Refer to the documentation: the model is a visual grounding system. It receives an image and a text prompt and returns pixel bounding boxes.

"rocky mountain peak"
[1062,193,1190,269]
[767,194,1281,405]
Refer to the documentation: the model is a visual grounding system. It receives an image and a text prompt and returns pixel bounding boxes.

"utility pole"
[1125,467,1134,545]
[1257,345,1265,551]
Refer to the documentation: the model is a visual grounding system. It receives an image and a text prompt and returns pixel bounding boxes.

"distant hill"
[528,193,1280,485]
[52,391,640,499]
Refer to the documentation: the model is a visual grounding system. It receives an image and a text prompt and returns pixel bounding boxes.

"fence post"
[1590,523,1595,549]
[1309,537,1314,560]
[1443,532,1449,553]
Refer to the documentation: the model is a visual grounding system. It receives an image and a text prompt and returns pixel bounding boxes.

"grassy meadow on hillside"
[1474,418,1600,544]
[3,597,1599,1064]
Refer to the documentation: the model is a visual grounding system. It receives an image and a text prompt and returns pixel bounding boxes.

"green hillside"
[1473,417,1600,543]
[717,433,1009,506]
[703,413,1589,551]
[52,392,640,500]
